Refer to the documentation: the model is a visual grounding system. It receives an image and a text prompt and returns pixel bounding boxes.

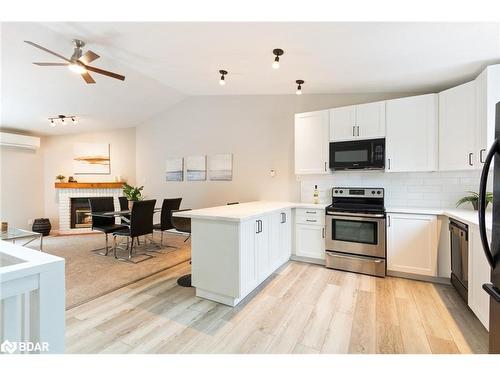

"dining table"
[91,208,162,224]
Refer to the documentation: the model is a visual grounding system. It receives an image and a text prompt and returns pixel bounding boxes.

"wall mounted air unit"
[0,132,40,150]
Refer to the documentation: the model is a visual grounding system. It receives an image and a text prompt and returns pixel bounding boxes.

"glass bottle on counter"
[313,185,319,204]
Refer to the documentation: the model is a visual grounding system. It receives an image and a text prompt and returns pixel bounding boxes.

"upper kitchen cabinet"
[295,110,330,174]
[329,101,385,141]
[439,81,476,171]
[386,94,438,172]
[439,65,500,171]
[475,64,500,167]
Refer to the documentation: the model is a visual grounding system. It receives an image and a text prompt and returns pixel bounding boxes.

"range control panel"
[332,187,384,198]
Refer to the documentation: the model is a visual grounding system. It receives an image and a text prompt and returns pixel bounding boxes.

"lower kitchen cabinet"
[386,213,438,276]
[295,223,325,260]
[269,209,292,270]
[468,226,491,330]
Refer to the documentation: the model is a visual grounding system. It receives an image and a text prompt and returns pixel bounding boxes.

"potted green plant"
[122,183,144,209]
[456,191,493,211]
[55,174,66,183]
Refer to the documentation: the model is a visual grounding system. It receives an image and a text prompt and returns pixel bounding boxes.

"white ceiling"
[2,22,500,135]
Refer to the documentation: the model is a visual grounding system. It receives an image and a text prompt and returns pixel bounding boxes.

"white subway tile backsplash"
[300,170,490,208]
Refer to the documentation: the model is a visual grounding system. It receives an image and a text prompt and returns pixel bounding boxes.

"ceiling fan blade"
[83,64,125,81]
[79,50,100,65]
[81,71,96,84]
[33,62,69,66]
[24,41,71,62]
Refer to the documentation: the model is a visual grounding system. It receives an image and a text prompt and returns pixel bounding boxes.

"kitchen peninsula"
[173,201,327,306]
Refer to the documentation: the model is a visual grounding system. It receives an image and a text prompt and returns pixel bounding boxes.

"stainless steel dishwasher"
[449,219,469,303]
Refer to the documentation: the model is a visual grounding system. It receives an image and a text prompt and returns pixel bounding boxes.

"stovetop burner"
[327,187,385,215]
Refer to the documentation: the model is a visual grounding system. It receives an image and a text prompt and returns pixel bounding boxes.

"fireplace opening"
[70,197,112,229]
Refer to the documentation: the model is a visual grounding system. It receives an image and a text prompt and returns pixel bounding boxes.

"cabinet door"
[469,227,491,330]
[356,101,386,139]
[255,216,270,282]
[387,213,438,276]
[329,106,356,141]
[240,220,259,296]
[386,94,438,172]
[295,110,330,174]
[280,209,292,264]
[295,223,325,260]
[438,81,476,171]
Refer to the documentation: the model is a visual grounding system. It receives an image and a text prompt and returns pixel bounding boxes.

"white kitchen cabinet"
[356,101,386,139]
[386,94,438,172]
[439,81,477,171]
[269,209,292,270]
[469,226,491,330]
[387,213,438,276]
[295,110,330,174]
[329,105,356,141]
[329,101,385,142]
[475,64,500,167]
[255,216,270,282]
[295,223,325,260]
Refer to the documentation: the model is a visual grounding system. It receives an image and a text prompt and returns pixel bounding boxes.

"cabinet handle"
[281,212,286,224]
[306,211,316,214]
[387,216,391,227]
[352,126,355,137]
[256,219,262,233]
[306,219,317,222]
[322,227,325,238]
[480,149,486,163]
[356,126,360,137]
[324,161,327,172]
[256,220,259,233]
[468,152,473,166]
[387,158,391,170]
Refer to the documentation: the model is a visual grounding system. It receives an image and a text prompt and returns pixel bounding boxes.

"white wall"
[300,170,491,209]
[0,144,44,229]
[42,128,136,228]
[136,94,415,209]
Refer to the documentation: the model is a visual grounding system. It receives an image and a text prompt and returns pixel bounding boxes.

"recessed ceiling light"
[219,70,228,86]
[272,48,284,69]
[296,80,304,95]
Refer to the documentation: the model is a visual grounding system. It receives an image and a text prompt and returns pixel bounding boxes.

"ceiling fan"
[24,39,125,84]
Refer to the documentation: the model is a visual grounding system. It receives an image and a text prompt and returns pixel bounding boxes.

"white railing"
[0,241,65,354]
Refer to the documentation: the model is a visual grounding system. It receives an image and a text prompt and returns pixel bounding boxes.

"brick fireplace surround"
[55,182,124,235]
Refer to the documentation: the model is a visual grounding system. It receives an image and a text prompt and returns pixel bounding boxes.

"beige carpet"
[38,232,191,309]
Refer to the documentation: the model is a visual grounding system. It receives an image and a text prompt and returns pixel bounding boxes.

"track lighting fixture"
[48,115,78,127]
[219,70,228,86]
[272,49,284,69]
[296,80,304,95]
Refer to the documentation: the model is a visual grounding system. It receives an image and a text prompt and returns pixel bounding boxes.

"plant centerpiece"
[122,183,144,209]
[55,174,66,183]
[456,191,493,211]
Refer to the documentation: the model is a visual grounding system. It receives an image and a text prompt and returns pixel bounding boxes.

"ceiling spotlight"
[68,62,87,74]
[219,70,228,86]
[48,114,78,127]
[296,80,304,95]
[272,48,284,69]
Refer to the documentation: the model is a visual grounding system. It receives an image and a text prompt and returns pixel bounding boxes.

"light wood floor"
[66,261,488,354]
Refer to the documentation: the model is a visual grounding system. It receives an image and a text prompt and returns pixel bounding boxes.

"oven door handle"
[326,212,385,218]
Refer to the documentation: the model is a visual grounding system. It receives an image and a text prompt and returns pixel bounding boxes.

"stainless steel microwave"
[329,138,385,170]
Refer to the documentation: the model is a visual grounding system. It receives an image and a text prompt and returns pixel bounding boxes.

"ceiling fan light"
[69,63,86,74]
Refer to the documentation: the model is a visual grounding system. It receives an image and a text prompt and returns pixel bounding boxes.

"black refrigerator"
[478,101,500,354]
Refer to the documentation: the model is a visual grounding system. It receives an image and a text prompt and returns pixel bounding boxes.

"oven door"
[325,212,386,258]
[329,138,385,170]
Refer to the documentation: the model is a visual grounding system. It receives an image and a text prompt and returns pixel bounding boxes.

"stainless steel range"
[325,187,386,277]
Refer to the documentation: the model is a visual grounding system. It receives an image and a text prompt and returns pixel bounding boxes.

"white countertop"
[386,206,493,231]
[173,201,327,222]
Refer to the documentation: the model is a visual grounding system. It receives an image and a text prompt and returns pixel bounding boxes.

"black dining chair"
[88,197,128,256]
[153,198,182,245]
[113,199,156,263]
[118,196,131,225]
[171,209,192,287]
